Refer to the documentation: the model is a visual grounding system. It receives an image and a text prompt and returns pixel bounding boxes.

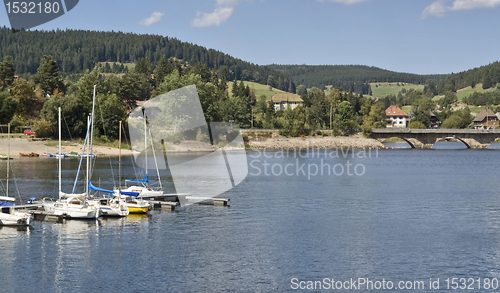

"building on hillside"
[473,108,498,129]
[271,93,303,111]
[430,112,441,128]
[385,105,409,128]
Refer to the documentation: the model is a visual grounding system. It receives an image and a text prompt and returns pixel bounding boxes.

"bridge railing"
[371,128,500,134]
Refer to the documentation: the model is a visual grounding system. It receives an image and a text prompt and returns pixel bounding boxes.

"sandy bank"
[0,137,134,156]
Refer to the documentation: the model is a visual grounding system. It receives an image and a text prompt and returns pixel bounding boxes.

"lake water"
[2,149,500,292]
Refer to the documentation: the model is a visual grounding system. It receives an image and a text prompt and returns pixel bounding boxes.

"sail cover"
[119,190,139,197]
[125,174,148,183]
[89,181,114,194]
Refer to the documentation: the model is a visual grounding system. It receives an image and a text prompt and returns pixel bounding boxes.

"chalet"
[473,108,498,129]
[271,93,303,111]
[430,112,441,128]
[385,105,409,128]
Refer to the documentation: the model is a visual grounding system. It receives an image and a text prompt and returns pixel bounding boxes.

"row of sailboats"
[42,86,155,220]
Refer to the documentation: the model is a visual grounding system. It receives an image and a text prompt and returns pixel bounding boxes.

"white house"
[386,105,409,128]
[271,93,304,111]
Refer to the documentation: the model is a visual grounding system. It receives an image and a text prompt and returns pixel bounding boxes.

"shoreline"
[246,133,385,150]
[0,134,386,157]
[0,137,134,156]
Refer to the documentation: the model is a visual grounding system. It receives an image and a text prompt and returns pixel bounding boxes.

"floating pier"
[185,196,230,206]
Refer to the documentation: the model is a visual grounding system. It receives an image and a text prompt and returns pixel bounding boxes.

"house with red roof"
[385,105,409,128]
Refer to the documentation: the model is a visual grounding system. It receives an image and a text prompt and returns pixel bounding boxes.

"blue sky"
[1,0,500,75]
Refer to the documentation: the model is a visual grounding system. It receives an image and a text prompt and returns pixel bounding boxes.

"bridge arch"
[380,137,416,148]
[444,137,471,149]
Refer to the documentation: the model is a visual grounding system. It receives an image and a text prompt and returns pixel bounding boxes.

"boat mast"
[85,115,90,196]
[86,85,96,198]
[58,107,62,198]
[6,123,9,198]
[89,85,96,182]
[149,128,162,190]
[144,114,147,179]
[119,120,122,190]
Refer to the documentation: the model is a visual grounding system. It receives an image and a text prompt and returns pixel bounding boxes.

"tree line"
[268,64,446,95]
[0,53,393,140]
[431,61,500,94]
[0,27,295,93]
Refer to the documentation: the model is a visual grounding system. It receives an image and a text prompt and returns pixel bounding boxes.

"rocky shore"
[247,133,385,150]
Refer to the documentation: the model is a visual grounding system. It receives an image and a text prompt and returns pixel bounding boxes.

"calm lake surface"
[2,149,500,292]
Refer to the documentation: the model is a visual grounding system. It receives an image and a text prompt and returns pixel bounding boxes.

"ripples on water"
[2,151,500,292]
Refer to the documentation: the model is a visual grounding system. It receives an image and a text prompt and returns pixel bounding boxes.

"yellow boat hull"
[127,206,150,214]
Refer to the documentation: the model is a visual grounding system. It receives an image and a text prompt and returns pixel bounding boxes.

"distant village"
[385,105,497,130]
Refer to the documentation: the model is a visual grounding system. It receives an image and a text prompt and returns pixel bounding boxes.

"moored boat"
[19,152,39,157]
[42,104,102,220]
[0,196,33,226]
[1,124,33,226]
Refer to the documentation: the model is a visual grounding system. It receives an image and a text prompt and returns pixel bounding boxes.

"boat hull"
[0,210,33,226]
[43,200,101,219]
[127,205,151,214]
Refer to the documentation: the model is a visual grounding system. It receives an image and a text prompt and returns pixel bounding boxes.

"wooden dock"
[141,193,230,208]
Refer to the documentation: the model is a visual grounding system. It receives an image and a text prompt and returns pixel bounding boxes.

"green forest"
[268,64,446,95]
[0,27,295,93]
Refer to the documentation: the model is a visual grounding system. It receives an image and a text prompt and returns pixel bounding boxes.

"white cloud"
[450,0,500,10]
[191,0,368,28]
[422,0,500,18]
[191,7,234,27]
[422,0,447,18]
[139,11,164,26]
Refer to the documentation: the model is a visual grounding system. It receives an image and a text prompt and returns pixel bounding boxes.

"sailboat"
[113,119,154,214]
[87,182,129,217]
[119,118,162,197]
[0,123,33,226]
[42,99,101,219]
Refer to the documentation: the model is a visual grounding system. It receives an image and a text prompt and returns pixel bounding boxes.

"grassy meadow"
[368,82,425,99]
[228,81,286,99]
[433,84,497,101]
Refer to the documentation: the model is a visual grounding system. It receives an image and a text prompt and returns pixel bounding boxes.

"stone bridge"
[371,129,500,149]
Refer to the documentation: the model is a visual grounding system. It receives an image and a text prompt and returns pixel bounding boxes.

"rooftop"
[385,105,408,117]
[473,108,496,122]
[271,93,303,103]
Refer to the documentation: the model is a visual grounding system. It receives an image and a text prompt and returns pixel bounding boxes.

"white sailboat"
[0,124,34,226]
[114,119,155,214]
[42,98,101,219]
[85,120,129,217]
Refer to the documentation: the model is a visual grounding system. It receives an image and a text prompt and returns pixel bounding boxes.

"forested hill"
[435,61,500,93]
[268,64,446,94]
[0,27,295,92]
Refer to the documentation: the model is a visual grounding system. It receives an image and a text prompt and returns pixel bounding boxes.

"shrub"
[409,121,426,129]
[279,129,289,136]
[33,120,53,138]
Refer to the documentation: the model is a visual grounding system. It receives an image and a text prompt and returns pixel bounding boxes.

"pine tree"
[153,57,168,87]
[135,58,152,75]
[0,56,15,90]
[33,55,65,96]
